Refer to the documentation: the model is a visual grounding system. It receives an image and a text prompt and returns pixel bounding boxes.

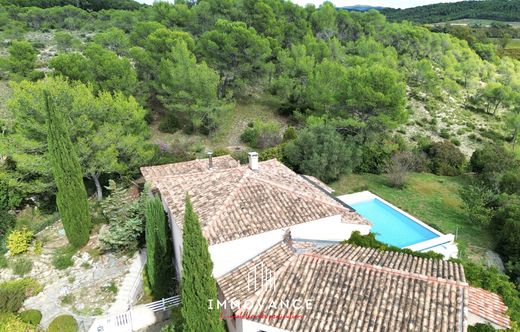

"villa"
[141,153,511,331]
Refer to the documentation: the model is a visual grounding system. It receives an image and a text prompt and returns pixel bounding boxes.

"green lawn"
[330,172,496,261]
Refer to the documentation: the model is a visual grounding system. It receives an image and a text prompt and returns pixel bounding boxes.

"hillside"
[381,0,520,23]
[0,0,520,329]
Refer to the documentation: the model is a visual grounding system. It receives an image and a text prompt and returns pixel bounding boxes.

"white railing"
[127,250,147,307]
[88,296,181,332]
[143,296,181,312]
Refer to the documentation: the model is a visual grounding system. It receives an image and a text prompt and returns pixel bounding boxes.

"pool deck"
[338,191,458,259]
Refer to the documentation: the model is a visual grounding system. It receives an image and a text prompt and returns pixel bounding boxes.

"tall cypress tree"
[181,195,224,332]
[45,90,90,248]
[144,193,174,299]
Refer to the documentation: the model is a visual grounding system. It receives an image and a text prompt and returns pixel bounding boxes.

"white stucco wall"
[209,215,370,278]
[289,214,370,241]
[164,202,183,282]
[468,312,508,330]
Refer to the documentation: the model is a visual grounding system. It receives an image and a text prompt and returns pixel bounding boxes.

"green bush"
[259,144,284,161]
[462,261,520,324]
[282,126,297,142]
[33,240,43,255]
[6,228,33,255]
[19,309,42,325]
[212,147,230,157]
[0,278,42,313]
[48,315,78,332]
[284,123,358,183]
[0,255,8,269]
[468,323,495,332]
[459,184,495,226]
[425,141,466,176]
[10,257,33,276]
[240,120,281,149]
[98,180,145,252]
[450,138,461,146]
[0,312,35,332]
[52,246,76,270]
[439,128,451,139]
[343,231,444,260]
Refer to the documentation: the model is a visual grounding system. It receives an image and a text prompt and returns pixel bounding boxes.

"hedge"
[19,309,42,325]
[0,278,43,313]
[48,314,78,332]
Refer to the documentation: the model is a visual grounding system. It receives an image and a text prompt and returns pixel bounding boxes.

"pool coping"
[337,191,455,253]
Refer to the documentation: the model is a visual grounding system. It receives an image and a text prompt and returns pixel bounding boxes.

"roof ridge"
[251,175,350,215]
[145,162,243,180]
[302,252,468,288]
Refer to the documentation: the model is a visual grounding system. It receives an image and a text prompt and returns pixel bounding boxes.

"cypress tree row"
[181,195,224,332]
[144,193,174,299]
[45,90,91,248]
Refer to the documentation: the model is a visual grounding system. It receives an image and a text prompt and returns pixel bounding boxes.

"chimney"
[248,152,258,171]
[207,151,213,169]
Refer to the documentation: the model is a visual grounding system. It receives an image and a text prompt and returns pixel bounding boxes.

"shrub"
[52,246,76,270]
[343,231,444,260]
[439,128,451,139]
[259,144,284,161]
[98,180,145,252]
[385,151,416,188]
[284,124,358,183]
[462,261,520,324]
[459,184,496,226]
[470,144,517,175]
[468,323,495,332]
[10,257,33,276]
[0,278,42,313]
[0,255,7,269]
[425,141,465,176]
[212,147,230,157]
[48,315,78,332]
[356,135,401,174]
[6,228,33,255]
[282,126,297,142]
[19,309,42,325]
[240,120,282,149]
[450,138,461,146]
[0,312,36,332]
[33,240,43,255]
[60,293,75,305]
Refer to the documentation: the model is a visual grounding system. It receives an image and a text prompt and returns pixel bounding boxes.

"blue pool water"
[350,198,439,248]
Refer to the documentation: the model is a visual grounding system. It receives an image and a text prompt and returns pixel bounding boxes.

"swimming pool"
[349,198,439,248]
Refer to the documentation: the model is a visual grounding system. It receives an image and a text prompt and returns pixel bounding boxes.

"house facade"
[141,153,511,332]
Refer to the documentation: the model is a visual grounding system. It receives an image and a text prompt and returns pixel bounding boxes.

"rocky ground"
[0,221,135,328]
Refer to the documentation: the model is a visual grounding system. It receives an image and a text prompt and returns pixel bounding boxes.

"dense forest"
[0,0,520,328]
[0,0,144,11]
[382,0,520,23]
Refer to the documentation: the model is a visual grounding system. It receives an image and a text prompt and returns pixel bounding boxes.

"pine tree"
[45,90,90,247]
[181,195,224,332]
[144,193,174,299]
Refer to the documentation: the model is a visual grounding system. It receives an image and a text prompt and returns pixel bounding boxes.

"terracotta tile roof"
[314,244,466,282]
[468,286,511,329]
[141,157,369,245]
[140,155,240,179]
[300,174,335,194]
[218,241,294,304]
[219,243,469,332]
